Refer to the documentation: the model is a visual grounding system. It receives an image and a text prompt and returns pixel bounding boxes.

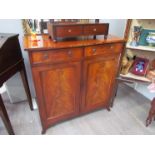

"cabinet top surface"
[48,22,108,26]
[24,34,125,51]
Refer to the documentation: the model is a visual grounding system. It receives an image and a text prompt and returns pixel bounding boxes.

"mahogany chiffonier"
[24,34,125,133]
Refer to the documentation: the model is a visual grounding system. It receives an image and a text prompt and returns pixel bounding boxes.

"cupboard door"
[32,62,81,129]
[81,55,120,112]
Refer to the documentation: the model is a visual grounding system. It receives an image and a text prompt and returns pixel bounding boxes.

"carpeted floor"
[0,83,155,135]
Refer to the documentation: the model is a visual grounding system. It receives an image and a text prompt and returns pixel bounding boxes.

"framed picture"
[131,57,149,76]
[139,29,155,46]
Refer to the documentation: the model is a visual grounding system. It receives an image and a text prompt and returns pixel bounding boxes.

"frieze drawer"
[31,47,83,65]
[84,43,123,57]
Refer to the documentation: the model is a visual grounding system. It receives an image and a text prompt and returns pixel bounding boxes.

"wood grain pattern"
[81,55,119,112]
[24,34,125,51]
[56,25,83,38]
[84,43,123,57]
[41,65,78,118]
[24,34,125,133]
[31,47,83,65]
[47,23,109,42]
[32,62,81,131]
[83,24,109,35]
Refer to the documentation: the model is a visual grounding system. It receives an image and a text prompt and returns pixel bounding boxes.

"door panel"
[81,55,119,112]
[32,62,81,127]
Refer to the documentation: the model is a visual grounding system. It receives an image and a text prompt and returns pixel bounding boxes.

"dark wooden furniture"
[0,95,14,134]
[0,33,33,134]
[47,22,109,42]
[146,98,155,126]
[24,34,125,133]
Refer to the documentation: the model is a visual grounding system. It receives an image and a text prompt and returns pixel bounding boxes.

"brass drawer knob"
[43,53,49,59]
[93,28,97,32]
[68,29,72,33]
[92,48,96,53]
[68,50,72,56]
[110,45,114,49]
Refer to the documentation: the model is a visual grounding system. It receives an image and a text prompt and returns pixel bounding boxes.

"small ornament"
[130,26,142,46]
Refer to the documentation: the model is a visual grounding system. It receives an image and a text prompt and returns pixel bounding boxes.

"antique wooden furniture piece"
[0,95,14,134]
[47,22,109,42]
[146,98,155,126]
[0,33,33,134]
[24,33,125,133]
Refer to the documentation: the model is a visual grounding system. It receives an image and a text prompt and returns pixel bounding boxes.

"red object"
[131,57,149,76]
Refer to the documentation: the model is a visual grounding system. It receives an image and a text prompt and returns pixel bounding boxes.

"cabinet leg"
[146,98,155,127]
[0,95,15,135]
[106,107,111,111]
[20,67,33,111]
[41,128,46,134]
[146,118,151,127]
[110,83,118,108]
[110,99,114,108]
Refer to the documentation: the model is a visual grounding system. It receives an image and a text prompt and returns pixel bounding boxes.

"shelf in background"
[126,43,155,52]
[120,73,151,83]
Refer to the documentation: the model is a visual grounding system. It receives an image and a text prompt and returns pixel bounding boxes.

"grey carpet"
[0,83,154,135]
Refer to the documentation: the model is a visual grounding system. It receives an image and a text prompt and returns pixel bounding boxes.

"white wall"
[0,20,23,34]
[100,19,127,37]
[90,19,127,38]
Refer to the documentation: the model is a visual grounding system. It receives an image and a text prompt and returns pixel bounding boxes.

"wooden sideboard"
[24,34,125,133]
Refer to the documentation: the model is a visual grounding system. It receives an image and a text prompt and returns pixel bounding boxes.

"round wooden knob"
[68,29,72,33]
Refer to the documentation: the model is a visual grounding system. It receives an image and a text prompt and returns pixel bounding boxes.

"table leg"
[0,95,15,135]
[20,66,33,111]
[146,98,155,127]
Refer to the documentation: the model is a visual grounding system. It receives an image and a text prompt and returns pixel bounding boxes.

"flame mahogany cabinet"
[24,34,125,133]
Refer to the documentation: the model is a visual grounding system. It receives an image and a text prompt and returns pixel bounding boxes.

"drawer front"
[56,26,83,38]
[84,43,123,57]
[83,24,108,35]
[31,48,83,65]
